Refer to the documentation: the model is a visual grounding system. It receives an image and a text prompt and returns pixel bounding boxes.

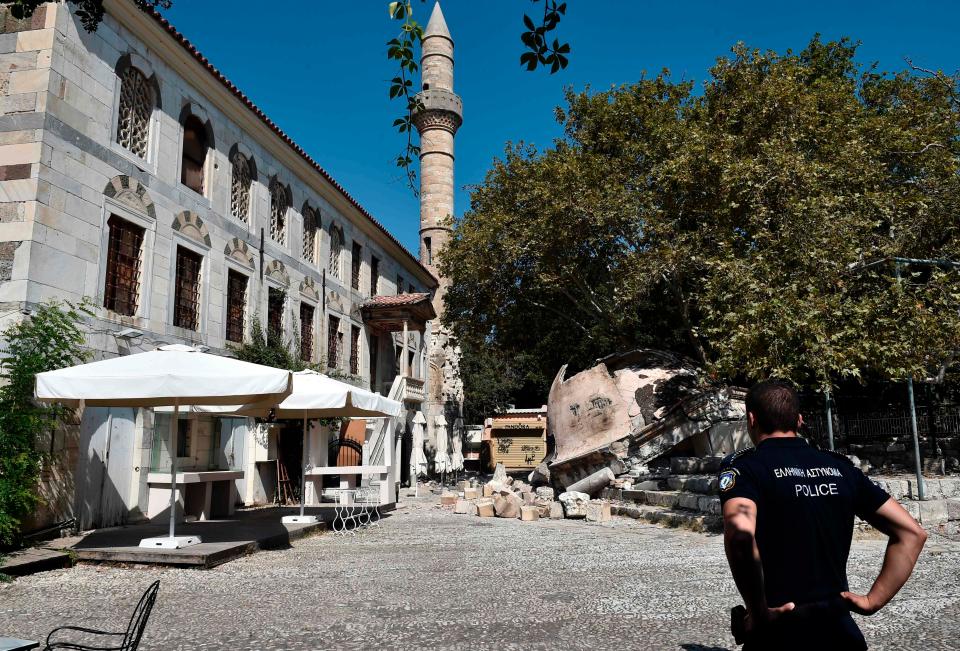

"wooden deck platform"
[70,507,326,569]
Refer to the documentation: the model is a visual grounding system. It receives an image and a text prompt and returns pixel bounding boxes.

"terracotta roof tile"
[138,6,437,287]
[362,292,432,308]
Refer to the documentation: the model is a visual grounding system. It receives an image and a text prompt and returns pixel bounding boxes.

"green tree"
[442,37,960,397]
[232,317,307,373]
[0,301,89,546]
[6,0,170,32]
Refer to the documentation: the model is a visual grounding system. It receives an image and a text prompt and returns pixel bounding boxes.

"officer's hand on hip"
[840,591,881,616]
[745,602,796,633]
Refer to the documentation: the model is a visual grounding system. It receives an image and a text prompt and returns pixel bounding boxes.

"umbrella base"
[281,515,318,524]
[138,535,202,549]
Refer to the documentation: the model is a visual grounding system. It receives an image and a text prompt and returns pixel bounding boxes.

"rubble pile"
[437,464,611,523]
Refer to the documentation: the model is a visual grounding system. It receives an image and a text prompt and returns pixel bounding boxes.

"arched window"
[269,180,288,245]
[302,207,318,264]
[115,67,152,158]
[329,225,344,280]
[230,152,252,222]
[181,115,208,194]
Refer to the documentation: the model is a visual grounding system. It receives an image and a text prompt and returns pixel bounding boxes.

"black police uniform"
[717,437,891,650]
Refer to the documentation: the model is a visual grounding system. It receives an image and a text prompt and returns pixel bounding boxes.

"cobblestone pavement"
[2,497,959,650]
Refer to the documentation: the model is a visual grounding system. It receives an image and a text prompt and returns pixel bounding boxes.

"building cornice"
[101,0,437,289]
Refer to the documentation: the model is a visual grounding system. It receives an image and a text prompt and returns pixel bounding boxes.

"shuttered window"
[225,270,247,343]
[351,242,362,291]
[267,287,285,338]
[300,302,315,362]
[327,315,342,369]
[181,116,207,194]
[370,256,380,296]
[350,325,361,375]
[173,246,202,330]
[104,216,145,316]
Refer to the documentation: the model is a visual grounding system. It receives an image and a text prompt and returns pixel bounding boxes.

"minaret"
[413,2,462,316]
[413,2,464,452]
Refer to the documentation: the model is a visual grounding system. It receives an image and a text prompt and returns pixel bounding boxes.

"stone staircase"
[604,455,960,536]
[603,456,725,533]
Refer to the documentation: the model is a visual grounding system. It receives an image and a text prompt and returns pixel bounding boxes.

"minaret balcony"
[412,88,463,133]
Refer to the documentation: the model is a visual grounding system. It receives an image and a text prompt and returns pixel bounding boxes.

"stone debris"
[492,463,508,483]
[520,505,540,522]
[440,492,457,507]
[522,492,536,506]
[535,486,555,501]
[558,491,590,519]
[549,502,566,519]
[495,492,523,519]
[586,500,612,523]
[464,487,480,500]
[476,498,496,517]
[454,499,477,515]
[528,461,551,486]
[566,467,616,497]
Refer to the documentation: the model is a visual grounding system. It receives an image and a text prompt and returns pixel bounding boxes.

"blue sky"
[163,1,958,254]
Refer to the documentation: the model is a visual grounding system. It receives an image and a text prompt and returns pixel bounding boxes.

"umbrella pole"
[168,400,179,540]
[300,417,308,519]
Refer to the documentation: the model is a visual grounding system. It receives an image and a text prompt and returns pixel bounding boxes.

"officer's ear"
[797,414,804,432]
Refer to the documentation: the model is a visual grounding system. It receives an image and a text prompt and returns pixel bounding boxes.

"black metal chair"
[44,580,159,651]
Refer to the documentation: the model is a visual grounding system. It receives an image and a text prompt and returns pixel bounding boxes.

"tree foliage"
[7,0,171,32]
[0,302,90,547]
[442,37,960,399]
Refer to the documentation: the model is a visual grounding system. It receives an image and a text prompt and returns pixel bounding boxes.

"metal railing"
[804,405,960,443]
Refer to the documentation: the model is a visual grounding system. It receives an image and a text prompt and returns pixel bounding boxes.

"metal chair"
[44,580,160,651]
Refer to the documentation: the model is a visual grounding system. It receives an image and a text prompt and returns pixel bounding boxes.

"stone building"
[0,1,440,531]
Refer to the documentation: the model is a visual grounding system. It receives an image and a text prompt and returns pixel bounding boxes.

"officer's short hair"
[746,380,800,434]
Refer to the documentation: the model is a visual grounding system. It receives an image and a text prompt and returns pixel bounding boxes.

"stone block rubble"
[436,464,613,525]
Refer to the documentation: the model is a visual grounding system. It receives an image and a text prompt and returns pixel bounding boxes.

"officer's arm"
[722,497,794,623]
[841,497,927,616]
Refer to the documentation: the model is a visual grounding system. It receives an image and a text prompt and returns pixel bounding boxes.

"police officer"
[719,381,927,650]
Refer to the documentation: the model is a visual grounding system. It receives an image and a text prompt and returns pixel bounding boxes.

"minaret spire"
[413,1,462,316]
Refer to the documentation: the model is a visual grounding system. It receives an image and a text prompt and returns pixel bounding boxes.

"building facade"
[0,1,437,530]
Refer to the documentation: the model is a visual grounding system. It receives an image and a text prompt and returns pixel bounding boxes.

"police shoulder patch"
[718,468,739,492]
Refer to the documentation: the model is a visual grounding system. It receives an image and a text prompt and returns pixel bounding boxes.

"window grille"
[173,246,202,331]
[300,302,315,362]
[225,270,247,343]
[327,315,341,369]
[397,274,403,295]
[350,325,361,375]
[116,67,151,158]
[351,242,362,290]
[270,181,287,245]
[302,208,318,263]
[181,115,207,194]
[370,256,380,296]
[424,237,432,265]
[104,216,145,316]
[230,153,251,222]
[267,287,285,338]
[329,227,344,280]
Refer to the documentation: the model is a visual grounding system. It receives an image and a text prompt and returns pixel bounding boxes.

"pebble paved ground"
[2,497,959,650]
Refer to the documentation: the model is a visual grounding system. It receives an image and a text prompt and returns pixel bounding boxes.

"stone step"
[612,502,723,533]
[605,488,722,516]
[669,456,724,476]
[666,474,718,495]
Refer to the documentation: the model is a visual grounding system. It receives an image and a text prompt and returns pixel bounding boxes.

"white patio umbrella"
[449,418,465,474]
[232,370,401,523]
[434,414,452,484]
[35,345,292,549]
[410,411,428,495]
